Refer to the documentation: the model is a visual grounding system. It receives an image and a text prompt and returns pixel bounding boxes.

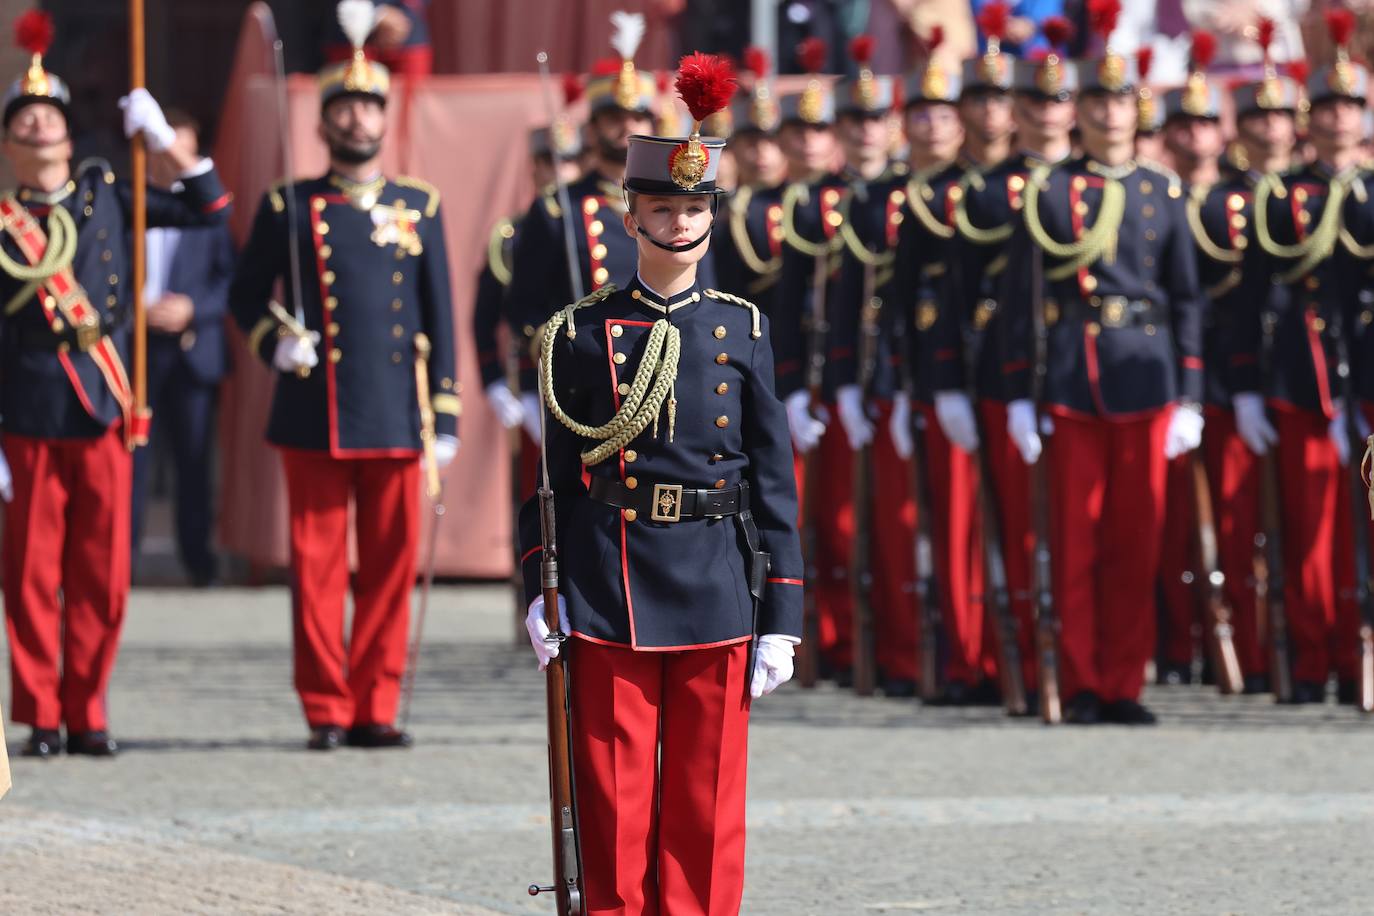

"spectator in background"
[323,0,432,78]
[130,111,234,587]
[1182,0,1309,74]
[971,0,1065,55]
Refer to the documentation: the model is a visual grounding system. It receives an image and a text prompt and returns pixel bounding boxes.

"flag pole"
[129,0,149,448]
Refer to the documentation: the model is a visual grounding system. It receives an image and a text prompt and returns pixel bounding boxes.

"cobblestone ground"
[4,586,1374,914]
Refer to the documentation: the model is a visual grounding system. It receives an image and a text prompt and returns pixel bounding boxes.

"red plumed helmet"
[676,51,737,122]
[1087,0,1121,41]
[977,2,1010,41]
[562,72,583,106]
[14,9,52,56]
[743,46,770,79]
[1256,16,1276,54]
[849,35,875,66]
[1136,45,1153,80]
[798,37,827,74]
[1191,30,1217,69]
[1327,8,1355,47]
[1042,16,1074,51]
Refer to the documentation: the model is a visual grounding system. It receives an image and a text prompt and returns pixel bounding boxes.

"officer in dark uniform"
[939,25,1078,705]
[998,22,1207,725]
[229,36,458,749]
[0,11,230,757]
[519,56,802,911]
[1232,15,1369,704]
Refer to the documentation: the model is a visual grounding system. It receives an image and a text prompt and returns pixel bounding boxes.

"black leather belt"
[1050,296,1164,329]
[588,476,749,522]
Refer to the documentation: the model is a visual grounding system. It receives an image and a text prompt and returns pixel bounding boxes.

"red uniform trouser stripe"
[571,639,750,916]
[1158,454,1200,666]
[280,449,420,727]
[2,427,130,731]
[1049,410,1171,702]
[1201,407,1265,676]
[919,403,988,686]
[980,400,1037,693]
[1271,404,1358,683]
[812,400,920,679]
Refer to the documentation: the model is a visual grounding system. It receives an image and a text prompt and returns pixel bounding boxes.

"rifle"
[796,248,830,688]
[1256,313,1293,702]
[1189,454,1244,694]
[910,398,943,702]
[973,436,1027,715]
[1029,243,1062,724]
[526,366,582,910]
[850,258,880,696]
[1333,307,1374,713]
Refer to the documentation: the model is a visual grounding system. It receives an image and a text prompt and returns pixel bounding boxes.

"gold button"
[624,449,637,462]
[316,221,329,235]
[392,271,403,284]
[327,322,340,335]
[51,318,64,332]
[889,212,903,224]
[108,274,119,285]
[1142,204,1155,218]
[1306,276,1320,291]
[822,188,840,205]
[329,348,342,363]
[1236,236,1249,250]
[1228,214,1246,231]
[623,508,638,522]
[313,198,327,211]
[1364,311,1374,326]
[396,248,407,260]
[1072,176,1087,191]
[1168,186,1182,199]
[100,249,112,262]
[692,292,700,302]
[96,229,107,240]
[588,219,604,236]
[715,352,728,365]
[1294,187,1308,203]
[711,453,723,462]
[322,270,336,286]
[614,352,627,365]
[57,341,69,354]
[392,299,403,311]
[713,326,727,339]
[1082,275,1098,292]
[441,378,453,390]
[947,186,963,202]
[593,267,609,285]
[891,189,908,205]
[611,324,623,337]
[392,352,403,364]
[319,244,333,258]
[716,415,729,428]
[583,198,599,216]
[106,295,117,307]
[771,226,785,240]
[83,205,93,217]
[1009,175,1025,191]
[1089,296,1101,307]
[715,478,726,489]
[326,296,339,311]
[1139,180,1153,194]
[1144,324,1157,335]
[631,290,642,300]
[824,211,843,227]
[1143,256,1155,268]
[1298,210,1311,225]
[618,383,630,395]
[393,324,404,338]
[1313,316,1327,332]
[1074,201,1089,216]
[1086,322,1100,336]
[1228,194,1245,211]
[1145,229,1157,241]
[625,476,638,489]
[716,382,729,395]
[592,243,608,260]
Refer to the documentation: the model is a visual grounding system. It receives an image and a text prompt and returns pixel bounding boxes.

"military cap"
[1161,31,1222,124]
[320,1,390,109]
[624,52,734,197]
[3,10,69,127]
[1309,9,1368,106]
[585,12,656,116]
[781,37,835,126]
[963,2,1015,93]
[905,27,961,106]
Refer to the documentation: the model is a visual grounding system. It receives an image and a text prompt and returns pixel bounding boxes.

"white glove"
[118,88,175,153]
[1231,393,1278,456]
[934,390,980,454]
[520,391,543,444]
[1164,404,1205,459]
[272,331,320,373]
[785,390,826,453]
[1331,408,1351,467]
[750,634,799,699]
[889,391,914,459]
[0,446,12,503]
[434,433,459,468]
[525,594,571,670]
[1007,399,1042,465]
[484,382,526,430]
[835,384,873,450]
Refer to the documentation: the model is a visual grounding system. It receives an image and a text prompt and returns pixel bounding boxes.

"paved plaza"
[3,585,1374,914]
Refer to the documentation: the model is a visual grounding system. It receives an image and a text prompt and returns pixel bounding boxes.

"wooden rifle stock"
[899,299,941,703]
[1029,245,1062,724]
[1189,455,1244,694]
[974,442,1027,715]
[1256,452,1293,703]
[797,250,830,688]
[850,260,880,696]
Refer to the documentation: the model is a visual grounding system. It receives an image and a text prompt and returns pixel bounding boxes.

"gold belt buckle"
[75,318,101,352]
[651,483,684,523]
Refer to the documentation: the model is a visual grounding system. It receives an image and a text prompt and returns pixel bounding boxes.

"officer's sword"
[536,51,585,302]
[272,38,312,379]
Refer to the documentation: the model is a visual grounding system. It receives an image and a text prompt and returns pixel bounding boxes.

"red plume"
[1327,8,1356,47]
[927,25,945,53]
[591,57,622,77]
[1028,47,1050,62]
[1257,17,1276,54]
[676,52,737,122]
[1285,59,1310,86]
[977,2,1010,42]
[1136,46,1153,80]
[849,35,875,66]
[798,37,827,74]
[744,46,770,79]
[1042,16,1074,51]
[561,72,583,106]
[14,9,52,56]
[1191,30,1217,69]
[1087,0,1121,41]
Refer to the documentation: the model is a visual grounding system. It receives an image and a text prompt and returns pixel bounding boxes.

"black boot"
[1064,691,1101,725]
[346,724,413,749]
[307,724,345,751]
[65,730,119,757]
[21,728,60,759]
[1242,674,1271,695]
[1100,699,1158,725]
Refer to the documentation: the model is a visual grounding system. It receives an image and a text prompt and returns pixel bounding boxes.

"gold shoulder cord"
[540,285,683,465]
[1340,174,1374,259]
[1253,172,1349,282]
[904,168,955,240]
[487,218,515,286]
[837,192,896,268]
[0,194,78,316]
[703,288,763,338]
[1022,165,1126,280]
[1185,184,1241,265]
[781,182,838,258]
[953,169,1013,245]
[728,186,783,279]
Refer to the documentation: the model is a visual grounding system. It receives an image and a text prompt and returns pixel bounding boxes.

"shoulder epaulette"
[1138,159,1184,197]
[266,178,288,214]
[75,157,115,187]
[704,288,762,339]
[487,217,516,286]
[395,175,440,217]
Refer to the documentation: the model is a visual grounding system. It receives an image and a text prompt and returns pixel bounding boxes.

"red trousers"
[3,428,130,731]
[1158,454,1200,667]
[1271,404,1358,684]
[280,449,420,727]
[571,639,751,916]
[980,400,1037,693]
[1048,410,1171,702]
[1201,407,1265,676]
[811,399,919,680]
[919,403,988,687]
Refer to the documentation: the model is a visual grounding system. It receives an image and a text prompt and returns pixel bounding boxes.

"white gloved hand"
[520,391,543,445]
[0,446,12,503]
[434,433,459,468]
[784,390,826,453]
[889,391,914,459]
[484,382,525,430]
[1164,404,1205,459]
[835,384,873,450]
[1007,399,1043,465]
[1231,393,1278,456]
[750,634,799,699]
[934,390,980,454]
[272,331,320,373]
[525,594,571,670]
[118,88,176,153]
[1330,408,1351,467]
